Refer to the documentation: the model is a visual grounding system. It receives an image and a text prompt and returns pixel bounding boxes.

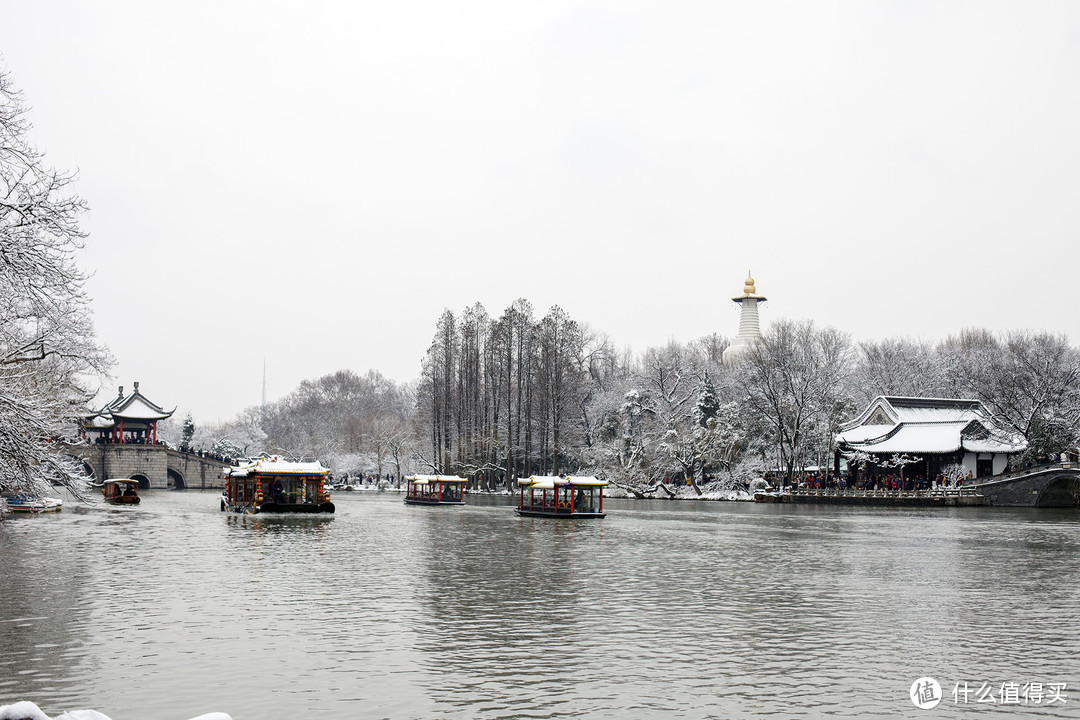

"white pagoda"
[722,271,766,366]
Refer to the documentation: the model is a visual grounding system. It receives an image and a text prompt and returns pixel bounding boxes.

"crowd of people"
[788,472,971,493]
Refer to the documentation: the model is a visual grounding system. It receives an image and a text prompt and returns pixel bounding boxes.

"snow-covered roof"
[103,478,139,485]
[228,457,329,476]
[85,382,174,424]
[837,396,1027,455]
[840,422,968,453]
[834,424,894,444]
[962,438,1026,454]
[110,393,173,421]
[522,475,562,489]
[406,474,466,484]
[839,396,983,431]
[565,476,607,486]
[518,475,607,488]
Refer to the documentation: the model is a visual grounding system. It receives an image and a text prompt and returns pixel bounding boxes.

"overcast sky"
[2,1,1078,422]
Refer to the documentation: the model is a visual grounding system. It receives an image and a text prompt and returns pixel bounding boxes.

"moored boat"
[222,456,334,514]
[2,494,63,513]
[102,478,141,504]
[403,475,466,505]
[515,476,607,518]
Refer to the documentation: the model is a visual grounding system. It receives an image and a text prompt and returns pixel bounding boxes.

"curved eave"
[110,412,173,422]
[962,439,1027,454]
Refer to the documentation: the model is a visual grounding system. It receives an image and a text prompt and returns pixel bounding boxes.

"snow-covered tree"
[940,329,1080,462]
[851,337,950,407]
[209,438,242,460]
[180,414,195,452]
[736,319,854,486]
[0,66,111,498]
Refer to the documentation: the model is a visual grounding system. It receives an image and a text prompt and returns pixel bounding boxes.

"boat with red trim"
[515,476,607,518]
[403,475,466,505]
[222,456,334,514]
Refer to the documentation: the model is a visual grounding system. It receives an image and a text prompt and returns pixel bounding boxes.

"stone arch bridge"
[66,444,231,490]
[967,463,1080,507]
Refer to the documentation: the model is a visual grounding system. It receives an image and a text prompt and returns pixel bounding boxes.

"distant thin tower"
[261,357,267,411]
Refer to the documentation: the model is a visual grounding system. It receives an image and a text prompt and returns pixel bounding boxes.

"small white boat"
[3,495,64,513]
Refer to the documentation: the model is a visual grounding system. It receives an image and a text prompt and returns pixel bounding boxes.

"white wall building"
[835,396,1027,481]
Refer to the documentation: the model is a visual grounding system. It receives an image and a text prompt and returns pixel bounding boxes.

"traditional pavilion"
[834,396,1027,481]
[81,382,175,445]
[722,271,766,366]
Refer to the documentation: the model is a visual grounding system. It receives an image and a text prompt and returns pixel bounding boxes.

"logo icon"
[911,677,942,709]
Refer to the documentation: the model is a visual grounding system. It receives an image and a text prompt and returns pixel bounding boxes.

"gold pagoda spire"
[733,270,766,301]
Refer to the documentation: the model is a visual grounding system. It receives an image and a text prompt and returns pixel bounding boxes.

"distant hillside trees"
[259,369,416,481]
[0,66,111,498]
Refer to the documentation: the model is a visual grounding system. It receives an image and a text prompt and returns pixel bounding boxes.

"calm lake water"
[1,490,1078,719]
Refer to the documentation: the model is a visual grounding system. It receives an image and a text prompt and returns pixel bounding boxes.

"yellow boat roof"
[518,475,607,488]
[406,474,467,484]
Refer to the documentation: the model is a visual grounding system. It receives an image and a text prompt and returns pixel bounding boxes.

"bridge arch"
[1035,474,1080,508]
[130,473,151,490]
[167,467,186,490]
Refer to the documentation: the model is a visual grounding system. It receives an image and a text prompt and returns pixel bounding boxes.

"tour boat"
[222,456,335,514]
[102,478,141,505]
[2,494,63,513]
[403,475,467,505]
[515,476,607,518]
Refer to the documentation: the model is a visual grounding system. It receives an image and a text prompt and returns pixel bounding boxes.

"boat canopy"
[228,457,329,477]
[406,474,467,485]
[103,478,139,485]
[565,476,607,486]
[518,475,607,489]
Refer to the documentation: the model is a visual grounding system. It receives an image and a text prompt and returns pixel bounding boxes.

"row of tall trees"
[418,301,610,484]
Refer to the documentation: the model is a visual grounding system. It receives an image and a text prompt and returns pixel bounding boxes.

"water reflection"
[412,504,595,717]
[1,491,1077,719]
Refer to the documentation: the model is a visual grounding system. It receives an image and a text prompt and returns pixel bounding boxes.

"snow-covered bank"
[0,702,230,720]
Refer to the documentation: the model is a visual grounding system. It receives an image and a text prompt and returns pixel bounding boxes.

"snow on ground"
[0,703,230,720]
